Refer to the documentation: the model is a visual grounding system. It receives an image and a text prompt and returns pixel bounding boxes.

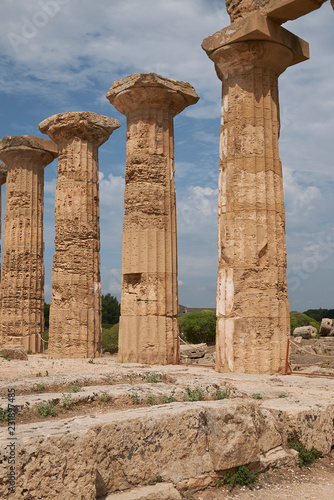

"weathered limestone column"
[107,73,199,364]
[202,11,309,373]
[0,136,57,351]
[0,163,7,279]
[39,112,120,358]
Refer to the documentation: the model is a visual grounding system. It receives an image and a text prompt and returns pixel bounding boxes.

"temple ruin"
[0,0,331,372]
[39,112,120,358]
[107,73,199,364]
[0,136,57,352]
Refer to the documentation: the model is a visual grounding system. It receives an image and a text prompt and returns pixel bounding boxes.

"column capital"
[106,73,199,117]
[0,135,57,167]
[39,111,120,147]
[202,11,309,78]
[226,0,327,24]
[0,162,7,185]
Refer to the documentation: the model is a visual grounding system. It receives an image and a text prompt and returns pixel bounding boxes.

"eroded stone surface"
[39,112,120,359]
[107,73,199,365]
[0,135,57,351]
[0,344,28,360]
[0,162,7,284]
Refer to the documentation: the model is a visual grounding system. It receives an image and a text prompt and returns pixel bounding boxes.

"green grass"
[252,393,263,400]
[100,392,110,402]
[130,392,139,405]
[61,393,73,410]
[215,389,228,400]
[67,383,81,393]
[184,387,204,402]
[146,373,161,383]
[37,402,58,417]
[0,408,9,422]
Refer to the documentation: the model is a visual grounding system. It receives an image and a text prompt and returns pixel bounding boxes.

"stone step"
[1,397,333,499]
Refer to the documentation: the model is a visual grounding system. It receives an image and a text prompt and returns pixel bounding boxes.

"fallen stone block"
[293,326,317,339]
[0,344,28,360]
[260,446,299,470]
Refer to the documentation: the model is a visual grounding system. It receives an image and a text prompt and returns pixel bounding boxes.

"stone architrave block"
[320,318,333,337]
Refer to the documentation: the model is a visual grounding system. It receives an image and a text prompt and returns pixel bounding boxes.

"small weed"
[288,434,323,466]
[45,370,49,377]
[37,402,58,417]
[160,395,177,404]
[0,353,11,361]
[68,384,80,393]
[147,393,157,405]
[146,373,161,384]
[129,378,133,385]
[27,350,33,355]
[146,475,163,485]
[88,359,94,364]
[278,394,287,398]
[130,392,139,405]
[215,389,228,400]
[0,408,9,422]
[33,383,45,392]
[36,372,42,377]
[219,466,259,490]
[100,392,110,402]
[61,393,73,410]
[252,393,263,400]
[184,387,204,402]
[264,472,272,484]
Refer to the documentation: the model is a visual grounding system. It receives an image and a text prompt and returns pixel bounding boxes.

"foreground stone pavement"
[1,357,334,498]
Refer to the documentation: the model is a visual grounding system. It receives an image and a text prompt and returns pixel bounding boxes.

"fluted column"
[202,13,309,373]
[0,136,57,351]
[39,112,120,358]
[107,73,199,364]
[0,162,7,281]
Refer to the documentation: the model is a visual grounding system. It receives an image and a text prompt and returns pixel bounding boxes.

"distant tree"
[102,323,119,354]
[304,308,334,322]
[177,310,216,345]
[290,312,320,334]
[102,294,120,326]
[44,303,50,330]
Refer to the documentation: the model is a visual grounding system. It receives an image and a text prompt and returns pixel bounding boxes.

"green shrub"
[219,466,259,489]
[146,373,161,383]
[102,323,119,354]
[290,312,320,334]
[288,435,323,466]
[184,387,204,402]
[177,310,216,344]
[37,402,58,417]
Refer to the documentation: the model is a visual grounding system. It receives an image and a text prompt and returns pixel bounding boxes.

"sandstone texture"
[0,135,57,352]
[292,326,317,339]
[226,0,328,24]
[0,344,28,360]
[202,8,313,374]
[107,73,199,364]
[0,162,7,279]
[105,483,182,499]
[1,358,334,498]
[320,317,334,336]
[39,112,120,359]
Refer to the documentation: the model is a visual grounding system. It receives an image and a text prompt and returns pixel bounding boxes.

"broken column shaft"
[0,136,57,351]
[39,112,120,358]
[107,73,199,364]
[202,13,309,373]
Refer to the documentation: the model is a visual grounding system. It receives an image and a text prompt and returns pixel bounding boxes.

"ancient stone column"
[107,73,199,364]
[39,112,120,358]
[0,136,57,351]
[202,12,309,373]
[0,163,7,280]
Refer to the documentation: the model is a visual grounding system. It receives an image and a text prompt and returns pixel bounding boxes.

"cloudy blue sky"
[0,0,333,312]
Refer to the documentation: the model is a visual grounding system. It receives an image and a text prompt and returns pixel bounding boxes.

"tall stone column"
[107,73,199,364]
[0,162,7,280]
[0,136,57,351]
[202,13,309,373]
[39,112,120,358]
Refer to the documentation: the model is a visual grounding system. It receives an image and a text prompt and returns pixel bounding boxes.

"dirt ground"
[192,451,334,499]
